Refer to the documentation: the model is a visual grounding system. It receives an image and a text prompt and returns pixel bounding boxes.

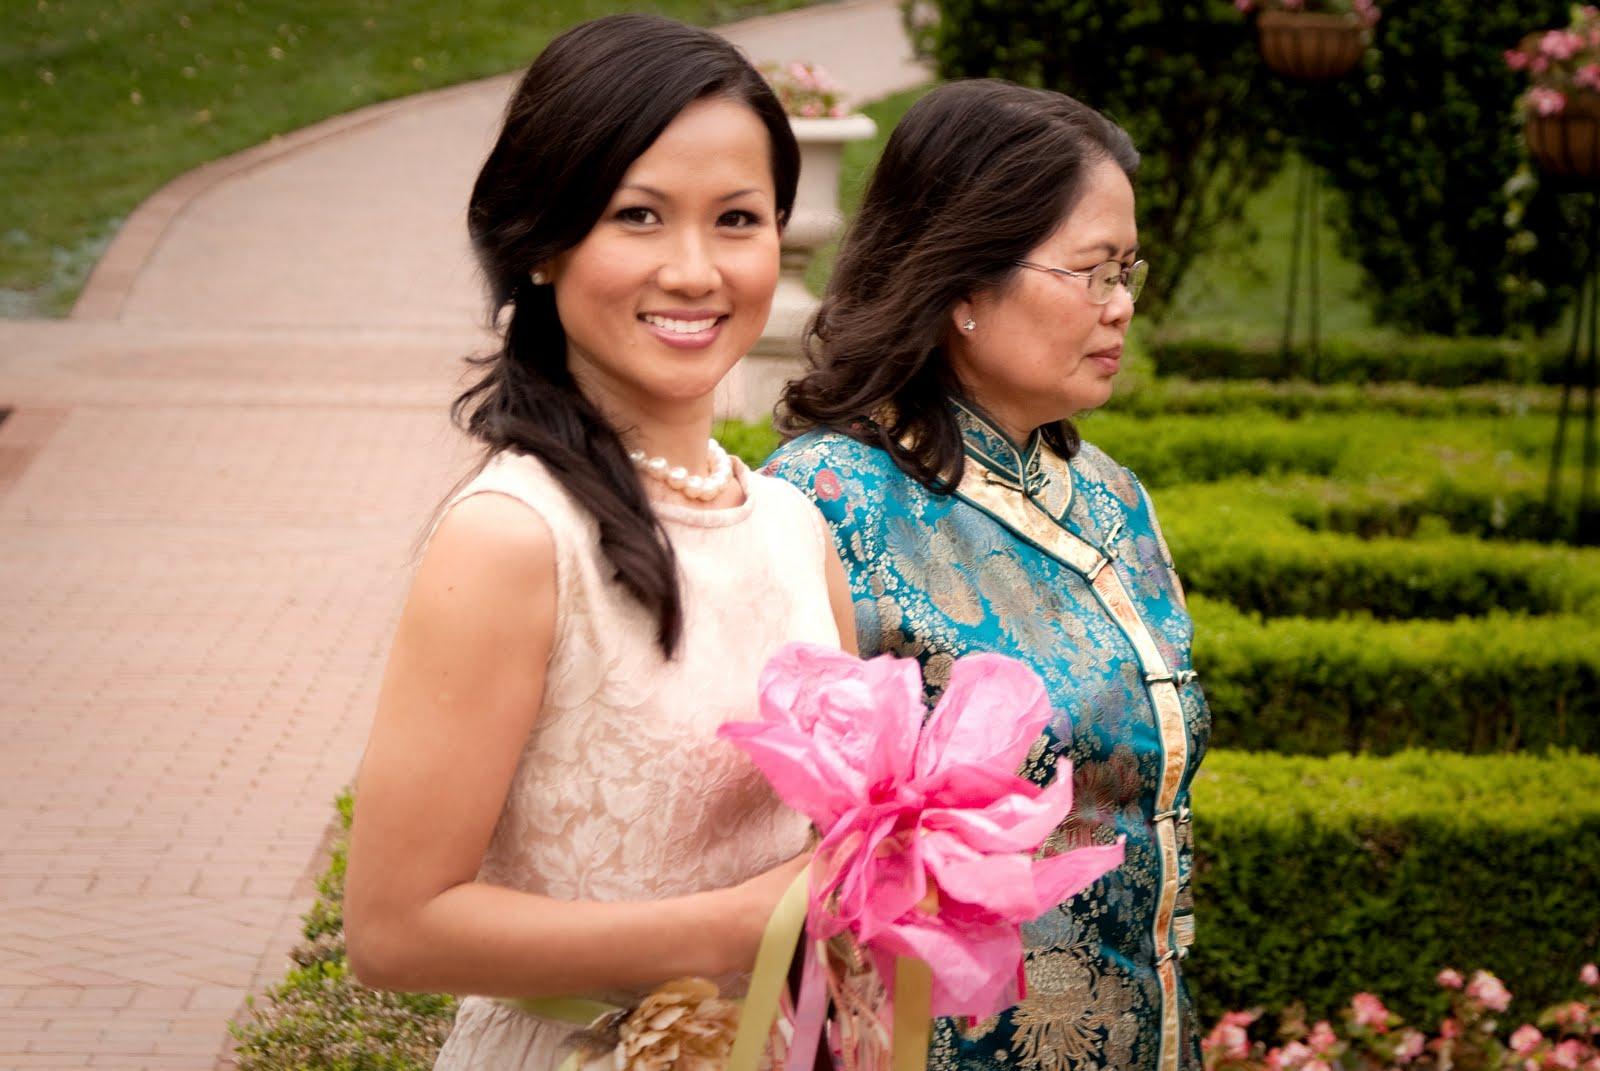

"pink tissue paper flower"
[719,643,1126,1019]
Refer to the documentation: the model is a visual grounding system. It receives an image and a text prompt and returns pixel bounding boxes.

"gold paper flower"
[609,978,740,1071]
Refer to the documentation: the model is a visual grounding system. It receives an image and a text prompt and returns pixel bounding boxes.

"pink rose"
[1506,48,1531,71]
[1541,29,1584,61]
[1466,970,1513,1013]
[1440,1017,1461,1040]
[1235,0,1256,9]
[1217,1023,1252,1060]
[1278,1040,1314,1070]
[1438,969,1465,989]
[1577,64,1600,91]
[828,103,848,118]
[1528,87,1569,116]
[1511,1025,1545,1056]
[1280,0,1304,9]
[1581,963,1600,987]
[1554,1001,1590,1028]
[1395,1030,1426,1064]
[1351,992,1390,1031]
[1308,1020,1339,1054]
[1552,1039,1588,1070]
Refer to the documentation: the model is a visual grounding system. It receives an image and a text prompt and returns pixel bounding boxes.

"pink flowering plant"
[1202,964,1600,1071]
[760,61,851,119]
[1232,0,1381,29]
[1506,5,1600,118]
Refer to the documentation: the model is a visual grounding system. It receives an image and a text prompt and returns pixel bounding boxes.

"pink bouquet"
[719,643,1125,1071]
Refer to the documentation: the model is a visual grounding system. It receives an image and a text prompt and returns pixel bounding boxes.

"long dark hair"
[777,79,1138,492]
[454,14,799,656]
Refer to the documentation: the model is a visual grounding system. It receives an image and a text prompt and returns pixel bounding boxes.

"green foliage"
[230,790,455,1071]
[1190,597,1600,754]
[714,418,782,469]
[1144,329,1569,386]
[1,0,808,314]
[912,0,1287,321]
[1082,409,1554,489]
[1155,487,1600,618]
[1114,377,1562,420]
[231,959,454,1071]
[1189,750,1600,1024]
[1282,0,1584,335]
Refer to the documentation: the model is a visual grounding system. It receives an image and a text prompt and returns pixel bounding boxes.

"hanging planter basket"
[1524,92,1600,183]
[1257,11,1369,82]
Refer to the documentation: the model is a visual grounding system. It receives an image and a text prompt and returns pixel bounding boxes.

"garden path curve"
[0,2,929,1067]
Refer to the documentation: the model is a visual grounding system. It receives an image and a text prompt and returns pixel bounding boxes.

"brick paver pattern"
[0,3,928,1066]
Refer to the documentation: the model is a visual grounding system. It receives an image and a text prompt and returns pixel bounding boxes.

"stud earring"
[961,318,976,332]
[530,270,549,285]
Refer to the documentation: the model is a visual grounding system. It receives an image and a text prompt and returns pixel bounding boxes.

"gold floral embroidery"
[1011,945,1137,1071]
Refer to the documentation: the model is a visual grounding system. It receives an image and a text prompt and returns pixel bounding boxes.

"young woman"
[767,80,1210,1071]
[343,15,855,1068]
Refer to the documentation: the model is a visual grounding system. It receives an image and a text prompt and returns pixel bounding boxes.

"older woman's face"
[948,158,1137,441]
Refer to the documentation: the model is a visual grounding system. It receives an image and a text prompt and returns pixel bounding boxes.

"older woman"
[766,80,1210,1071]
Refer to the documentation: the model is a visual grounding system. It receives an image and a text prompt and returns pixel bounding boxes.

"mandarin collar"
[952,400,1047,490]
[951,400,1073,523]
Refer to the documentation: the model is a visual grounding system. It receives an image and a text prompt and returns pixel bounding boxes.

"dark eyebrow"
[617,183,766,203]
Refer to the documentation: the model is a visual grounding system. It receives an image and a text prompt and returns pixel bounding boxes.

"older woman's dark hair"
[777,79,1138,491]
[454,14,799,656]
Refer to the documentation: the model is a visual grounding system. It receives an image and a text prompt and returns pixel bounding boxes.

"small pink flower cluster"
[760,61,850,119]
[1203,964,1600,1071]
[1507,5,1600,118]
[1233,0,1380,29]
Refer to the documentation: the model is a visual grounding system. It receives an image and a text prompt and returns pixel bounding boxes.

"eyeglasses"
[1014,258,1148,305]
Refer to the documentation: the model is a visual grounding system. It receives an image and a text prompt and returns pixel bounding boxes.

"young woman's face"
[547,95,781,418]
[948,157,1138,439]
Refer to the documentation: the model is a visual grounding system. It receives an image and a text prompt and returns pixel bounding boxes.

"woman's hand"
[715,849,814,972]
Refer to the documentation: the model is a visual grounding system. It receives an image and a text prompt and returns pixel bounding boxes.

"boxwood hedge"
[1188,750,1600,1024]
[1190,597,1600,755]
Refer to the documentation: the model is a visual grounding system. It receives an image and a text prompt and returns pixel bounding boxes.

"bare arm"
[344,493,801,997]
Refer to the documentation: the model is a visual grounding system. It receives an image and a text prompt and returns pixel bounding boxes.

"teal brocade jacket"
[765,402,1211,1071]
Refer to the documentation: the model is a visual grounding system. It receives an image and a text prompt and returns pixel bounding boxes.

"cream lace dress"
[431,450,838,1070]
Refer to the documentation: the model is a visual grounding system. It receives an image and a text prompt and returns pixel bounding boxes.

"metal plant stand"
[1280,156,1324,381]
[1546,188,1599,545]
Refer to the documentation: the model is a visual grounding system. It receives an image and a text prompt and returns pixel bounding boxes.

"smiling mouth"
[639,313,728,334]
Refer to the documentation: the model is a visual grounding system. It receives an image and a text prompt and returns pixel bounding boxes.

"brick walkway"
[0,3,928,1067]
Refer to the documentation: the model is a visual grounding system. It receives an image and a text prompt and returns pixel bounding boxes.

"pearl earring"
[530,270,549,285]
[962,318,976,332]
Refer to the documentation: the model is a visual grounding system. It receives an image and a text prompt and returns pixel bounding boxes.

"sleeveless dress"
[431,450,839,1070]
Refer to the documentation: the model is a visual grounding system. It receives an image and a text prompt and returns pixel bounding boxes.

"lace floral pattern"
[432,452,839,1070]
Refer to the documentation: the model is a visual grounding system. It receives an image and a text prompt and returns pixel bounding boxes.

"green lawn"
[1,0,806,317]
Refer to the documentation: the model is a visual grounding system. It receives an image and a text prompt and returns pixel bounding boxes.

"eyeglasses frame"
[1013,258,1148,305]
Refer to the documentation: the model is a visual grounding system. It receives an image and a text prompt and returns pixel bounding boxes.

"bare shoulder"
[410,492,558,629]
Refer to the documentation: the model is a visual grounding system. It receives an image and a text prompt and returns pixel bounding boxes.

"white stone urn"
[723,113,878,424]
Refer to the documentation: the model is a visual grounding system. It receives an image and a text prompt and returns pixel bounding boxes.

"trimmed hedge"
[1152,486,1600,619]
[1114,378,1563,419]
[1190,597,1600,755]
[1083,410,1554,488]
[1188,750,1600,1025]
[1145,331,1568,387]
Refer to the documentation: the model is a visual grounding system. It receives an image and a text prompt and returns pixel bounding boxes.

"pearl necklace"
[628,438,733,502]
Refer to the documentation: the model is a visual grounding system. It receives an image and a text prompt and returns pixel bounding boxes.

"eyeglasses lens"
[1089,261,1149,304]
